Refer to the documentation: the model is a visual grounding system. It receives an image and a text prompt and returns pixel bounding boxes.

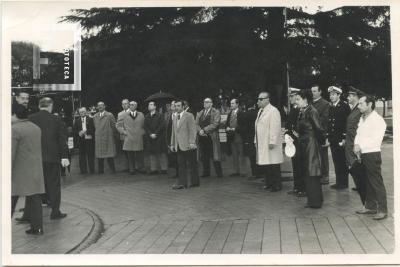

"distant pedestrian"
[117,99,130,172]
[12,103,45,235]
[311,84,330,184]
[93,101,117,174]
[255,92,283,192]
[327,86,350,189]
[170,100,199,189]
[225,98,245,177]
[73,107,95,174]
[196,98,223,178]
[285,88,304,197]
[295,90,325,208]
[117,101,146,174]
[28,97,69,220]
[144,101,168,174]
[354,95,388,220]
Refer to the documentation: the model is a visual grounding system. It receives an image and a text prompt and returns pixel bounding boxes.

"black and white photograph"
[1,0,399,265]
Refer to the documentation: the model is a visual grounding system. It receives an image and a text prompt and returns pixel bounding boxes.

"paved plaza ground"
[12,143,394,254]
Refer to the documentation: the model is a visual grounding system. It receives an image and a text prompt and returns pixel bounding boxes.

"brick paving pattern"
[12,144,394,254]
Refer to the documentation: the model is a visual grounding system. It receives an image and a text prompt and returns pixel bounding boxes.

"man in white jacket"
[255,92,283,192]
[354,95,387,220]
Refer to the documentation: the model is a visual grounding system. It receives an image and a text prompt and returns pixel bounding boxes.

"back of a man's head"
[39,97,53,108]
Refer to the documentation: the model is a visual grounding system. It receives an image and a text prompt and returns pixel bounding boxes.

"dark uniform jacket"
[285,105,300,141]
[312,97,330,133]
[73,116,95,148]
[345,104,362,167]
[327,100,350,145]
[28,110,68,163]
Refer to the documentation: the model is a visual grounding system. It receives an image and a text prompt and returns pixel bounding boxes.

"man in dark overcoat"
[73,107,95,174]
[28,97,69,220]
[327,86,350,189]
[144,101,168,174]
[164,100,178,178]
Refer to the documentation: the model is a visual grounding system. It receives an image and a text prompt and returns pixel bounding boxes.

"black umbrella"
[145,91,176,102]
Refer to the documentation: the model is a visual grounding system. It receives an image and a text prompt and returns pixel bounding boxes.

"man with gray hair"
[73,107,95,174]
[93,101,117,174]
[117,101,145,174]
[28,97,69,220]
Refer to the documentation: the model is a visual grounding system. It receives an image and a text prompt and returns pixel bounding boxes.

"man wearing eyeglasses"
[196,98,223,178]
[255,92,283,192]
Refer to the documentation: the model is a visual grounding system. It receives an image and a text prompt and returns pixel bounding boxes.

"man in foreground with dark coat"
[327,86,350,189]
[28,97,69,220]
[73,107,95,174]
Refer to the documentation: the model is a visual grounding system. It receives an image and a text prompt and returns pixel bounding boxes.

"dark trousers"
[168,151,179,176]
[320,145,329,179]
[177,148,199,187]
[98,158,116,173]
[305,176,323,208]
[349,161,367,205]
[199,136,222,177]
[42,162,62,216]
[243,143,260,176]
[126,151,144,172]
[330,143,349,187]
[260,164,281,189]
[291,141,304,191]
[78,139,95,174]
[361,152,387,213]
[12,194,43,230]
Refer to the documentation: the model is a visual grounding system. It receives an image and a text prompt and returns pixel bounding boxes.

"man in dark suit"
[28,97,69,220]
[73,107,95,174]
[226,98,244,177]
[311,84,330,184]
[170,100,199,189]
[327,86,351,189]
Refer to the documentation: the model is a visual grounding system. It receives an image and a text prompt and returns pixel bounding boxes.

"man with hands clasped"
[170,100,199,189]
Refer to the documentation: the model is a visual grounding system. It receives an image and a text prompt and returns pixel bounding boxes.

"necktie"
[257,109,263,120]
[178,113,181,120]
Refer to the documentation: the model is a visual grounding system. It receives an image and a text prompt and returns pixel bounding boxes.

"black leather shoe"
[287,190,298,195]
[263,185,272,190]
[270,187,282,192]
[352,187,358,191]
[19,208,25,212]
[160,170,168,175]
[15,217,30,224]
[229,173,240,177]
[330,184,347,190]
[201,174,210,178]
[189,184,200,188]
[296,191,307,197]
[129,171,137,175]
[172,184,185,190]
[50,213,67,220]
[26,228,43,235]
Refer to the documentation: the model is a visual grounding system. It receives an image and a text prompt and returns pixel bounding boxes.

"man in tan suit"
[171,100,199,189]
[117,101,145,174]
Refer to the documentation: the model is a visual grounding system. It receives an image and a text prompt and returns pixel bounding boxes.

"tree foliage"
[59,6,391,113]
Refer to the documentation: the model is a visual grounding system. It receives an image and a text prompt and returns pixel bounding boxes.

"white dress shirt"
[81,116,92,139]
[354,110,386,153]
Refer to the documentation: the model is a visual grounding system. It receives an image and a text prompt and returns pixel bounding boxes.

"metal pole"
[283,7,290,113]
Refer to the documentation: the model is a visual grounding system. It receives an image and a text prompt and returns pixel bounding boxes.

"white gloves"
[61,158,70,167]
